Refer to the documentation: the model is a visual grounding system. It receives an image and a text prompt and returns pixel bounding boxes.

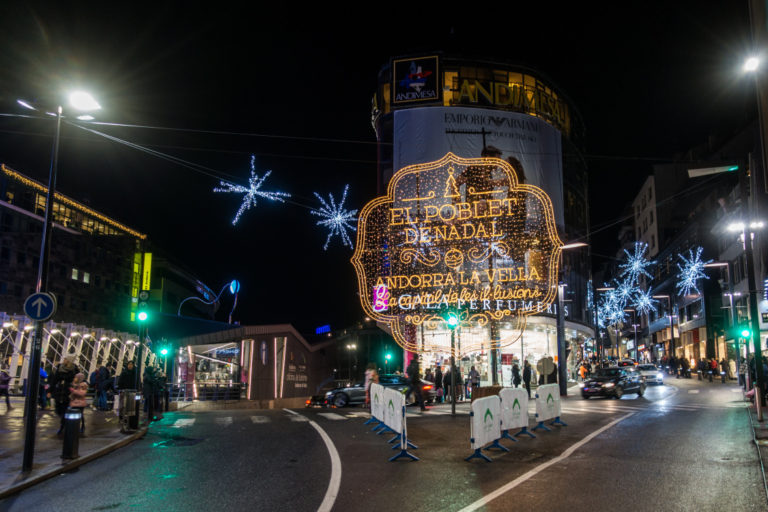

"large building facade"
[369,54,592,384]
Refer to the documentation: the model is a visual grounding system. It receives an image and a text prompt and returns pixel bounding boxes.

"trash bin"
[119,390,140,432]
[62,407,81,459]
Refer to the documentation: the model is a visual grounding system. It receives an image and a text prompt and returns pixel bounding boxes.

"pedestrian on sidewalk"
[69,372,88,433]
[0,365,11,411]
[364,362,378,408]
[523,360,532,399]
[95,365,110,410]
[469,366,480,399]
[406,357,425,411]
[434,366,444,403]
[443,365,453,402]
[512,363,521,388]
[51,356,79,434]
[39,366,49,410]
[117,361,137,391]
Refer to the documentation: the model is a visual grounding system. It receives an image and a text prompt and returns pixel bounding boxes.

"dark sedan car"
[309,374,436,408]
[580,367,646,399]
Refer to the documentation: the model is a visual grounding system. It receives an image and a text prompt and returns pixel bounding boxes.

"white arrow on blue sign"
[24,292,57,321]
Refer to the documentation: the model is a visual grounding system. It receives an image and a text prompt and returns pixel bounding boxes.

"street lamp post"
[19,92,100,473]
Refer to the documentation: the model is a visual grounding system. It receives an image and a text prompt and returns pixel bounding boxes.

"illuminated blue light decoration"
[633,287,657,316]
[619,241,654,283]
[676,246,712,297]
[214,155,291,225]
[311,184,358,250]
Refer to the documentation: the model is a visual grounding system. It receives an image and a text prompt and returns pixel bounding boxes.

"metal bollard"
[755,385,764,422]
[721,371,726,384]
[119,390,140,432]
[61,407,81,459]
[697,371,702,381]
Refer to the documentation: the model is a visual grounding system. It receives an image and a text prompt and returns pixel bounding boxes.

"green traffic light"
[138,311,148,322]
[385,353,392,360]
[446,312,459,329]
[741,328,751,338]
[160,348,168,356]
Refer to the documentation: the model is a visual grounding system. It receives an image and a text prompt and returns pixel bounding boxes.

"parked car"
[636,363,664,385]
[309,374,436,408]
[580,367,646,399]
[617,359,637,367]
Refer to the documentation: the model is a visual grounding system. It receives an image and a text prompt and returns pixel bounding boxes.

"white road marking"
[289,415,309,422]
[250,415,270,424]
[458,412,635,512]
[215,416,233,427]
[318,412,347,421]
[688,390,700,394]
[284,409,340,512]
[731,388,742,392]
[171,418,195,428]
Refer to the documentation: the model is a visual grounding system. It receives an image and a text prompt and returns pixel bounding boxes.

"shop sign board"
[352,153,562,355]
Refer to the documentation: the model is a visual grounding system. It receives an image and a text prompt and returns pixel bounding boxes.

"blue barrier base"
[514,427,536,438]
[532,421,552,432]
[484,439,510,452]
[388,434,399,444]
[390,435,418,450]
[377,426,395,435]
[390,449,419,462]
[501,429,519,442]
[371,421,384,432]
[550,416,567,427]
[364,417,377,425]
[465,448,492,462]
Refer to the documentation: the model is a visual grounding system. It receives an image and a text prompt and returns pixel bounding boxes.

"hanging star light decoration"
[311,184,358,250]
[633,287,657,316]
[676,246,712,296]
[213,155,291,225]
[619,241,654,284]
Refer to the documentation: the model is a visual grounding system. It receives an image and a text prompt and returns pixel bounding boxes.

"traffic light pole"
[450,329,456,417]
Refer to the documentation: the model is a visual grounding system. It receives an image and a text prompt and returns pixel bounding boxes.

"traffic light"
[445,311,459,329]
[137,290,150,323]
[159,347,168,356]
[385,353,392,361]
[740,327,752,339]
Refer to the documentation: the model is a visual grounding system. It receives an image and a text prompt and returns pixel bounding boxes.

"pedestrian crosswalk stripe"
[171,418,195,428]
[688,390,699,394]
[318,413,347,421]
[250,415,270,424]
[289,415,309,422]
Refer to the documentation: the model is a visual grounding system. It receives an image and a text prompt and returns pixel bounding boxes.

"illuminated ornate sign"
[352,153,562,355]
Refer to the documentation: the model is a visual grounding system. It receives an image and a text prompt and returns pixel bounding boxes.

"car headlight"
[325,391,333,397]
[604,383,615,388]
[657,373,663,380]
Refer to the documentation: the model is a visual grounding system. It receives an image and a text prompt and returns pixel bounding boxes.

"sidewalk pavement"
[0,396,147,499]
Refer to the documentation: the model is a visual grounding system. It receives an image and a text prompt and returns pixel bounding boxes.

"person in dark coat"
[0,365,11,411]
[95,365,110,410]
[523,360,532,399]
[434,367,444,403]
[512,363,522,388]
[443,365,453,402]
[406,357,425,411]
[117,361,137,390]
[50,356,79,434]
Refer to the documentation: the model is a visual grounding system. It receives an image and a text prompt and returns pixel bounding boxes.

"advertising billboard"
[393,107,564,231]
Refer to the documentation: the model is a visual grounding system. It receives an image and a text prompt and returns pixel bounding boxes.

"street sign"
[24,292,57,321]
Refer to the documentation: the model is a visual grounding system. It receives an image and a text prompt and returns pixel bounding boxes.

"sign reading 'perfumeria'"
[352,153,562,354]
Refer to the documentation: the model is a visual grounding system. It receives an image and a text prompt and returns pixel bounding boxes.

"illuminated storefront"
[366,54,593,383]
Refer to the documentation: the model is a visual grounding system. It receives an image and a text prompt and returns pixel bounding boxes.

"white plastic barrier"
[370,383,385,422]
[533,383,567,431]
[499,387,530,439]
[382,386,404,435]
[466,395,504,462]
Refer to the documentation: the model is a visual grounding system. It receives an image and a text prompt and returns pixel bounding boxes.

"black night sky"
[0,2,756,335]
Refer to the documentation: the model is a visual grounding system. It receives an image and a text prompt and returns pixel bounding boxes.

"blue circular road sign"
[24,292,57,321]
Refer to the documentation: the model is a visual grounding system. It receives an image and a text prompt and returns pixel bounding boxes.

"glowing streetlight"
[745,56,760,72]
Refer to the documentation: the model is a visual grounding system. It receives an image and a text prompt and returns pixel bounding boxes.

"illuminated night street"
[3,3,768,511]
[1,379,765,511]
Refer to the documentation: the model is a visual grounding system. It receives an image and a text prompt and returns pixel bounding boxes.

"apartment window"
[71,268,79,280]
[83,272,90,284]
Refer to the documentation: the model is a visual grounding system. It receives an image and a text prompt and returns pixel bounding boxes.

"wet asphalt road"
[1,378,766,512]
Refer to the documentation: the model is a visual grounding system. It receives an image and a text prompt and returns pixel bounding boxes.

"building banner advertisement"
[370,383,385,421]
[393,106,564,230]
[470,395,501,450]
[499,387,529,430]
[382,387,404,434]
[535,383,561,421]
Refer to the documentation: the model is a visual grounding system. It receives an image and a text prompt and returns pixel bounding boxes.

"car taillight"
[423,385,433,391]
[305,399,311,405]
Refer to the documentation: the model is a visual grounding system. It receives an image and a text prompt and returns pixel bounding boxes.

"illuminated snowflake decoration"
[615,279,635,303]
[619,241,654,284]
[214,155,291,225]
[633,287,657,316]
[676,246,712,297]
[311,184,358,250]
